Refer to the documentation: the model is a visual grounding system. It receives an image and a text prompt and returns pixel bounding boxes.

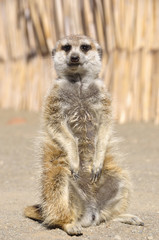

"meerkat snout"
[70,53,80,63]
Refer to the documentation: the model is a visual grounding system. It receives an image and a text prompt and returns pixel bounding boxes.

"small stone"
[114,235,121,240]
[7,117,26,125]
[147,236,153,240]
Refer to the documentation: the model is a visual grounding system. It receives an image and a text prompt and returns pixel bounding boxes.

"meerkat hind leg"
[42,165,83,236]
[113,214,144,226]
[96,173,120,221]
[94,165,131,226]
[34,137,83,236]
[95,171,144,227]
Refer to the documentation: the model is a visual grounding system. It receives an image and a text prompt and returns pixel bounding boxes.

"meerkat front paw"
[70,159,80,180]
[91,165,102,183]
[71,168,79,180]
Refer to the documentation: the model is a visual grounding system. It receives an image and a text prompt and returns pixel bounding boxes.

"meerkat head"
[52,35,102,78]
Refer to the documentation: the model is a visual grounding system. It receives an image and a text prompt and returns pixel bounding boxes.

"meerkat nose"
[71,54,80,63]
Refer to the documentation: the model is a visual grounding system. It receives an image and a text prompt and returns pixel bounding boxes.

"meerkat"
[24,34,144,236]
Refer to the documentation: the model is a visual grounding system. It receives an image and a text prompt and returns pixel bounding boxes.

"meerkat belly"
[65,102,100,204]
[66,103,98,165]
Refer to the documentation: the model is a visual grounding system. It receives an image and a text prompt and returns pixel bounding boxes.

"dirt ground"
[0,109,159,240]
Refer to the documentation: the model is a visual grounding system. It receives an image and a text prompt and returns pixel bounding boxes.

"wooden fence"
[0,0,159,123]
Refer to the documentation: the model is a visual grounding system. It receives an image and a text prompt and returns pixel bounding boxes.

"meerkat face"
[52,35,102,78]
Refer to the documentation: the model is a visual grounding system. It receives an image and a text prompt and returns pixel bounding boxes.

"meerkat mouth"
[67,63,82,67]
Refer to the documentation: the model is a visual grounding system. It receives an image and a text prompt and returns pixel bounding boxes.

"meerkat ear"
[52,48,56,57]
[97,47,103,60]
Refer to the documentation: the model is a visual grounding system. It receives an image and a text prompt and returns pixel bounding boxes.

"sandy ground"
[0,109,159,240]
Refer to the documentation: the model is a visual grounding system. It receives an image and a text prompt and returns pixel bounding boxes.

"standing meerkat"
[24,35,143,236]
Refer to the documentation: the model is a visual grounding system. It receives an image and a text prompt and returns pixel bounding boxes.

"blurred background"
[0,2,159,239]
[0,0,159,123]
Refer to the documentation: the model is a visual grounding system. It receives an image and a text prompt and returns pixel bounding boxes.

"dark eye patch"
[61,44,72,52]
[80,44,92,52]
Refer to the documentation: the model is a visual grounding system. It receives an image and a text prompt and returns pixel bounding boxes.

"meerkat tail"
[24,204,43,222]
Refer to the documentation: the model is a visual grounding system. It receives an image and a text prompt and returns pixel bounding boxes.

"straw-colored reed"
[0,0,159,123]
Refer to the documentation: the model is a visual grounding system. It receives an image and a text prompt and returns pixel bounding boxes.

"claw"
[91,168,102,183]
[71,169,79,180]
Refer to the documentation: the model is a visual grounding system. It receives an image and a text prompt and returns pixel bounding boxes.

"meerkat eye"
[61,44,72,52]
[80,44,92,52]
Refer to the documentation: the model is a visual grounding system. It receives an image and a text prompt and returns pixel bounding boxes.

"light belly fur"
[66,102,98,165]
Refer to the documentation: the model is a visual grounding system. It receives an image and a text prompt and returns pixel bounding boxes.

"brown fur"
[24,35,143,235]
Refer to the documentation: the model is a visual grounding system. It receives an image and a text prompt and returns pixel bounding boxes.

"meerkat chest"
[59,82,101,143]
[66,99,98,139]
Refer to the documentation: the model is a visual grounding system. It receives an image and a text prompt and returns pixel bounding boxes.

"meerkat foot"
[63,222,82,236]
[113,214,144,226]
